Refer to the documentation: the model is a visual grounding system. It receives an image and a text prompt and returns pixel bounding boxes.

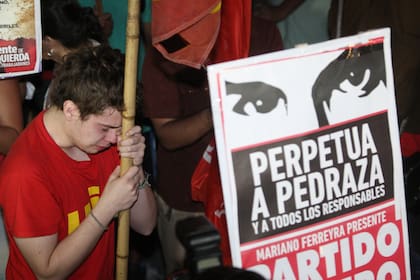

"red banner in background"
[0,0,42,78]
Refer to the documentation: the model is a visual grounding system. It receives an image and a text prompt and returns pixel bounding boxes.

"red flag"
[211,0,252,63]
[152,0,221,69]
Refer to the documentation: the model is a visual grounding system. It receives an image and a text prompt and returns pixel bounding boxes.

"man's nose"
[105,130,118,144]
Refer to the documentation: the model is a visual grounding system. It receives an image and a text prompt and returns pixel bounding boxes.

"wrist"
[90,210,108,231]
[137,171,152,190]
[91,201,117,225]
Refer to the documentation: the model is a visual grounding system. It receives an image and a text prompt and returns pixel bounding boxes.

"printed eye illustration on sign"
[312,43,387,127]
[225,81,288,116]
[224,42,387,131]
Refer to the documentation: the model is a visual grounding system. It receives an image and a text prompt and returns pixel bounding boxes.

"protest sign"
[0,0,42,78]
[207,28,410,279]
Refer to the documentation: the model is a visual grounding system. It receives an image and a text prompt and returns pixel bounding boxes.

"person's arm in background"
[253,0,304,22]
[149,11,284,152]
[142,44,213,151]
[78,0,113,43]
[94,9,113,41]
[151,108,213,151]
[0,78,23,155]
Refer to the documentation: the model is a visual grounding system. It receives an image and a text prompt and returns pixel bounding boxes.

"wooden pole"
[116,0,140,279]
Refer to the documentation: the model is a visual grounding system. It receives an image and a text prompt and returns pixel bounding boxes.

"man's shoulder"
[1,139,44,178]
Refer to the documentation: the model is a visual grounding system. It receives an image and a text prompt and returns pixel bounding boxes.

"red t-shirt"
[0,112,119,279]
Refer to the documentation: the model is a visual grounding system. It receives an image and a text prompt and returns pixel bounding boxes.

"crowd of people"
[1,0,420,279]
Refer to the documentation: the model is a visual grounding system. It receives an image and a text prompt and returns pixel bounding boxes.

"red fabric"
[152,0,221,69]
[191,139,232,265]
[151,0,251,68]
[400,132,420,157]
[191,0,252,266]
[211,0,252,64]
[190,0,253,266]
[0,112,119,279]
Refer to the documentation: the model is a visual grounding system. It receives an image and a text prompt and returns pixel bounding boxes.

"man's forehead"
[86,107,122,127]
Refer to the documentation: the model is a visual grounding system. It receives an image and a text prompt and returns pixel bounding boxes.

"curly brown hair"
[48,45,125,120]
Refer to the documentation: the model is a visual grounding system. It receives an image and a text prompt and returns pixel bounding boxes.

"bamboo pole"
[116,0,140,279]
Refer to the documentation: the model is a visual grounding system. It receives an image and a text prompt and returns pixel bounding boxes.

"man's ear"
[62,100,81,120]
